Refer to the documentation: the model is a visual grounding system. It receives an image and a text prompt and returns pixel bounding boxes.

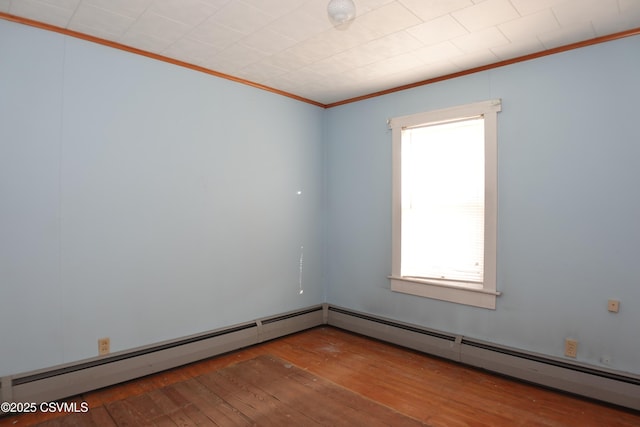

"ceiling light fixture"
[327,0,356,26]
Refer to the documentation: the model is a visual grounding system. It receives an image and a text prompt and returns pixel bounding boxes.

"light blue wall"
[325,35,640,374]
[0,20,325,376]
[2,16,639,379]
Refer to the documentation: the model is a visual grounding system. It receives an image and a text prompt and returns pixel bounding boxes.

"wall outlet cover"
[607,299,620,313]
[564,338,578,358]
[98,337,111,355]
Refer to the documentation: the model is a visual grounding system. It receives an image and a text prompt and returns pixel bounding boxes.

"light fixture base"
[327,0,356,26]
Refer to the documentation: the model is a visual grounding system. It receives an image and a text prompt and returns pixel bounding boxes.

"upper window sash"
[388,99,502,131]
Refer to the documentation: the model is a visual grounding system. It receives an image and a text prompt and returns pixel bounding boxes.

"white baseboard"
[2,304,638,412]
[0,305,326,405]
[326,305,640,411]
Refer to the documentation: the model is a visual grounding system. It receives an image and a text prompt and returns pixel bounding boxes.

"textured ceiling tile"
[357,52,426,77]
[450,48,499,69]
[321,68,364,88]
[338,21,380,44]
[299,57,349,79]
[197,0,233,8]
[538,22,596,49]
[209,1,275,35]
[149,0,219,27]
[358,30,424,59]
[266,7,332,42]
[287,36,340,63]
[188,17,244,50]
[69,3,134,38]
[490,36,544,60]
[36,0,80,10]
[240,0,305,18]
[384,61,451,86]
[376,52,424,74]
[119,31,172,53]
[356,2,422,37]
[509,0,566,16]
[310,23,378,53]
[399,0,473,22]
[316,75,364,103]
[5,0,638,105]
[413,59,462,80]
[67,21,120,40]
[260,47,318,72]
[128,12,192,44]
[593,3,640,36]
[353,0,396,15]
[412,41,464,65]
[286,66,327,85]
[298,0,331,23]
[346,62,388,81]
[82,0,151,19]
[452,27,510,52]
[235,59,289,83]
[552,0,619,27]
[9,0,76,27]
[592,14,638,37]
[160,37,219,63]
[212,42,267,71]
[239,27,298,55]
[291,25,376,65]
[407,15,468,46]
[261,73,303,93]
[253,55,300,73]
[498,9,559,42]
[452,0,520,32]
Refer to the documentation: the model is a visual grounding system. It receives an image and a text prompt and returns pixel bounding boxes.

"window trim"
[388,99,501,309]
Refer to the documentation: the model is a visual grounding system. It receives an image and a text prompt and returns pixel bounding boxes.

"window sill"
[389,276,500,309]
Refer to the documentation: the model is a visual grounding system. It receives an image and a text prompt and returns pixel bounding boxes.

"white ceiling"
[3,0,640,105]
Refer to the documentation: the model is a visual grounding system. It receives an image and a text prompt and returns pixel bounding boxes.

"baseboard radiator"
[2,304,638,412]
[0,304,326,405]
[327,306,640,411]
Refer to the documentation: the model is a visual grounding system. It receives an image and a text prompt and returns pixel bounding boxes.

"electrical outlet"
[98,337,110,355]
[607,299,620,313]
[564,338,578,358]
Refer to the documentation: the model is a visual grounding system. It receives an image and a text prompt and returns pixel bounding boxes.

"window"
[389,100,501,309]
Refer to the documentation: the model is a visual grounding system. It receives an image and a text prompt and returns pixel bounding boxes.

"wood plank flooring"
[1,326,639,426]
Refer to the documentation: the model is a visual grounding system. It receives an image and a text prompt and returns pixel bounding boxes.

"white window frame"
[388,99,501,309]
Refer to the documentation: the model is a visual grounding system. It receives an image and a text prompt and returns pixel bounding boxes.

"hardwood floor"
[1,326,638,426]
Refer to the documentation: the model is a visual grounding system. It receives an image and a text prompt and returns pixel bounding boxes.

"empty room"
[1,0,639,425]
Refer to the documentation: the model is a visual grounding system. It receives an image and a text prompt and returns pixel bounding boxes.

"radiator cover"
[327,306,640,411]
[0,305,325,405]
[2,304,638,412]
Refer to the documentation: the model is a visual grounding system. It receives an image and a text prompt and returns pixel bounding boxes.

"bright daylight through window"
[389,100,501,309]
